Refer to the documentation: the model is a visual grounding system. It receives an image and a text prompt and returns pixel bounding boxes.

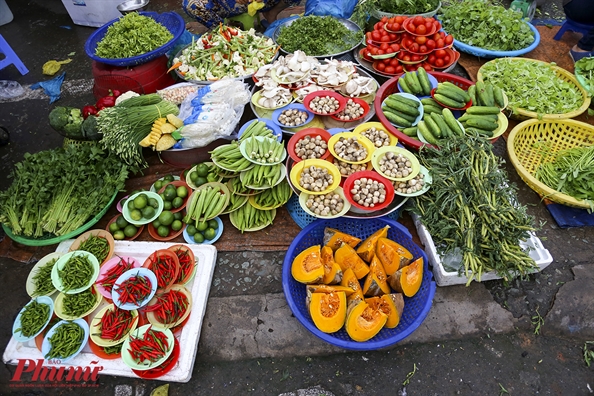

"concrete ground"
[1,0,594,395]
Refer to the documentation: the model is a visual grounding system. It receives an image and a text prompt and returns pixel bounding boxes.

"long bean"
[58,254,93,292]
[78,235,110,263]
[15,300,50,337]
[45,322,85,360]
[32,258,58,297]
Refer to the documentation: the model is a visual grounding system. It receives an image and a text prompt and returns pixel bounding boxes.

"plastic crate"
[282,217,436,351]
[412,214,553,287]
[375,71,474,151]
[84,12,185,67]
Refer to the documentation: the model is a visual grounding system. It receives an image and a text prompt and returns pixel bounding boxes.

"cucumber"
[468,85,477,105]
[417,121,439,145]
[442,108,464,137]
[483,83,495,107]
[421,97,441,107]
[383,109,413,127]
[434,93,465,109]
[465,106,501,115]
[384,107,418,123]
[387,93,421,109]
[424,115,442,138]
[458,114,499,123]
[465,127,494,137]
[430,113,452,138]
[466,118,498,131]
[398,77,413,94]
[401,127,418,137]
[476,80,489,107]
[436,84,467,103]
[416,68,432,96]
[423,104,445,115]
[384,98,420,118]
[493,85,505,108]
[406,71,423,95]
[440,81,471,102]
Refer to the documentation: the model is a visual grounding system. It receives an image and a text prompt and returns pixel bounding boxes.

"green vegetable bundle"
[351,0,439,28]
[410,135,538,284]
[441,0,534,51]
[0,145,128,238]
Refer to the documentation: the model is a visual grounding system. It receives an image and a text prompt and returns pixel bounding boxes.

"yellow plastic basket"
[507,118,594,208]
[477,58,591,121]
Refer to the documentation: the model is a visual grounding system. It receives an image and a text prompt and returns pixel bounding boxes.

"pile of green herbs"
[95,12,173,59]
[410,135,538,284]
[276,16,363,56]
[97,94,179,170]
[351,0,440,28]
[574,57,594,94]
[440,0,534,51]
[480,58,583,116]
[0,145,128,238]
[535,143,594,210]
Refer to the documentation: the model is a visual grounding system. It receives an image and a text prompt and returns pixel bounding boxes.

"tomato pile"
[362,15,457,76]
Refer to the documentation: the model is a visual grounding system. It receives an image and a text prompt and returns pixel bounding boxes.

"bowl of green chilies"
[69,229,115,266]
[42,319,89,363]
[12,297,54,343]
[26,252,63,298]
[51,251,100,295]
[54,285,103,320]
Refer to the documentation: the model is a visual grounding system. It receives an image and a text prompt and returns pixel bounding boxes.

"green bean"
[45,322,85,360]
[62,288,97,317]
[58,254,93,292]
[78,235,110,263]
[15,300,50,337]
[32,258,58,297]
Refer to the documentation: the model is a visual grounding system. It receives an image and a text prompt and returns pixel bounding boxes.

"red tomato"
[377,49,385,55]
[445,35,454,45]
[376,62,386,71]
[410,43,420,52]
[435,58,444,67]
[390,58,400,67]
[444,55,451,63]
[380,42,389,50]
[416,25,427,35]
[435,49,447,58]
[370,47,379,55]
[381,16,388,23]
[404,38,413,48]
[413,16,424,26]
[436,38,445,48]
[395,65,404,73]
[416,36,427,45]
[403,55,411,62]
[381,35,391,42]
[389,33,397,41]
[409,23,416,32]
[425,21,434,31]
[382,58,391,64]
[419,45,428,53]
[386,48,395,54]
[395,16,406,24]
[434,21,441,30]
[411,54,421,62]
[433,32,441,41]
[390,43,400,51]
[428,54,437,64]
[397,52,404,60]
[386,23,394,31]
[393,22,401,31]
[423,64,433,71]
[440,31,446,38]
[372,31,381,41]
[385,66,396,74]
[426,39,436,50]
[374,22,381,31]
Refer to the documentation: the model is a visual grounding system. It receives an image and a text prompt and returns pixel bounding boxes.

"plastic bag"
[304,0,358,19]
[177,105,245,149]
[0,80,24,99]
[30,72,65,104]
[264,15,299,38]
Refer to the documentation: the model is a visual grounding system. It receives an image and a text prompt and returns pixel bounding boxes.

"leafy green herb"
[276,16,363,56]
[583,341,594,367]
[441,0,534,51]
[575,57,594,94]
[96,12,173,59]
[480,58,583,116]
[531,307,544,335]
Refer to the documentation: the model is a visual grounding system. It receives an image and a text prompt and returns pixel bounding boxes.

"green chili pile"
[62,288,97,317]
[58,254,94,292]
[31,258,58,297]
[78,235,110,263]
[15,300,51,338]
[276,16,363,56]
[410,135,538,283]
[44,322,85,360]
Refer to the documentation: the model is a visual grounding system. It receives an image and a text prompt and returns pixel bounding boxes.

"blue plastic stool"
[554,18,594,41]
[0,34,29,75]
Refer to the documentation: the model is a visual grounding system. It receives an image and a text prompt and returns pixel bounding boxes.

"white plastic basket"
[412,214,553,287]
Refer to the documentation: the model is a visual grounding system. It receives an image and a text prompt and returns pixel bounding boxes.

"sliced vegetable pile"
[95,13,173,59]
[0,145,128,238]
[441,0,534,51]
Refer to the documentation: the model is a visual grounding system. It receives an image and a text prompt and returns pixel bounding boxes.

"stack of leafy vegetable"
[276,16,363,56]
[574,57,594,94]
[351,0,440,28]
[410,135,537,284]
[95,13,173,59]
[480,59,583,116]
[0,145,128,238]
[440,0,534,51]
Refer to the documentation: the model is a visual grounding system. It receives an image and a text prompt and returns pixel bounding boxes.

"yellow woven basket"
[507,118,594,208]
[477,58,591,121]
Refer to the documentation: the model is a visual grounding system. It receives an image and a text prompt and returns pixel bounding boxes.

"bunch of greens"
[276,16,363,56]
[0,145,128,238]
[95,12,173,59]
[480,58,584,116]
[410,135,537,284]
[535,144,594,210]
[440,0,534,51]
[351,0,440,28]
[574,57,594,94]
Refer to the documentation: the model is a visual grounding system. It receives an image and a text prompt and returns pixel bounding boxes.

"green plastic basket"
[2,190,118,247]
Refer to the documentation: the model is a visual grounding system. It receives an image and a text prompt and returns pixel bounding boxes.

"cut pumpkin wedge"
[356,225,390,263]
[388,256,423,297]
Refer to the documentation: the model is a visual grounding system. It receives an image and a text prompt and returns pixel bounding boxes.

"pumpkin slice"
[388,256,423,297]
[362,256,391,297]
[356,225,390,263]
[307,284,356,296]
[341,268,365,307]
[321,246,343,284]
[309,291,347,333]
[375,237,413,276]
[323,228,361,251]
[367,293,405,329]
[291,245,324,284]
[345,300,388,342]
[335,243,370,279]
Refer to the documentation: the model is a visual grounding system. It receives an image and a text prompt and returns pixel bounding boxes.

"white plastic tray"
[412,214,553,287]
[3,240,217,383]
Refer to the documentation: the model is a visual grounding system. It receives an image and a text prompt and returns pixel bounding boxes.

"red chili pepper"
[82,105,98,119]
[114,275,152,306]
[109,89,122,98]
[96,95,117,110]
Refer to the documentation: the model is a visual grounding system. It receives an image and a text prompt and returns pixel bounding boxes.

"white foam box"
[61,0,123,27]
[412,214,553,287]
[3,240,217,383]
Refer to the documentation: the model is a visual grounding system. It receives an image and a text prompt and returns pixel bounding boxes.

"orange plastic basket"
[507,118,594,209]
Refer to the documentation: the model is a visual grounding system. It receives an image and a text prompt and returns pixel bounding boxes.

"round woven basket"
[507,118,594,209]
[477,58,591,121]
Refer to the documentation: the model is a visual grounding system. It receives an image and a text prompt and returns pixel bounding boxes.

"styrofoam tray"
[3,240,217,383]
[412,214,553,287]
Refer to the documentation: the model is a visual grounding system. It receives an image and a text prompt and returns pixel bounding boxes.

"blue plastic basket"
[282,217,436,351]
[84,12,185,67]
[452,22,540,59]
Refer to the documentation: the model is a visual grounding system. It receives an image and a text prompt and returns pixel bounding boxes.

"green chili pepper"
[103,344,122,355]
[45,322,85,360]
[77,234,110,263]
[32,258,58,297]
[58,254,93,292]
[62,288,97,317]
[15,300,50,337]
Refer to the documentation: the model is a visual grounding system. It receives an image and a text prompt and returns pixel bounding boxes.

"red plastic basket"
[287,128,332,163]
[375,71,474,151]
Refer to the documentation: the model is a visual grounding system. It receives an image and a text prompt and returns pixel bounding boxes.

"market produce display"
[351,0,440,28]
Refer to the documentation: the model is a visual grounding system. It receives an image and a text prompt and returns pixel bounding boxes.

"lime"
[193,232,205,243]
[130,209,142,221]
[171,220,183,231]
[159,193,167,202]
[196,163,209,177]
[190,171,198,182]
[186,224,197,236]
[113,230,125,240]
[149,198,159,209]
[133,195,147,210]
[204,227,217,240]
[159,211,174,226]
[196,221,208,232]
[207,173,219,183]
[124,224,138,238]
[163,201,172,211]
[142,206,155,219]
[116,215,129,229]
[195,176,207,187]
[173,212,183,221]
[208,219,219,230]
[172,197,184,209]
[163,187,177,201]
[157,225,170,238]
[154,180,163,191]
[163,174,175,182]
[108,222,120,233]
[152,219,162,229]
[127,200,136,211]
[177,186,188,199]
